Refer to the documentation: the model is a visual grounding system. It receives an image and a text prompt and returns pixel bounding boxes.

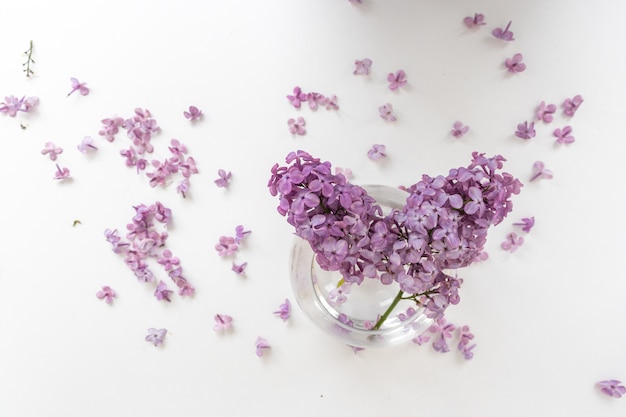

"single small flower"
[368,144,386,161]
[411,334,431,346]
[53,164,71,180]
[145,328,167,347]
[67,77,89,97]
[176,178,190,198]
[183,105,202,121]
[513,217,535,233]
[536,101,557,123]
[504,53,526,73]
[154,280,173,302]
[457,325,476,360]
[255,336,271,357]
[387,70,407,90]
[562,94,583,117]
[321,95,339,111]
[597,380,626,398]
[530,161,553,182]
[232,261,248,275]
[234,225,251,243]
[214,169,232,188]
[213,314,233,332]
[215,236,239,256]
[41,142,63,161]
[463,13,486,28]
[273,299,291,322]
[378,103,397,122]
[288,117,306,135]
[515,121,536,139]
[286,86,307,108]
[554,126,575,144]
[96,286,116,304]
[353,58,372,75]
[77,136,98,153]
[306,92,325,110]
[492,21,514,41]
[451,121,469,138]
[501,232,524,252]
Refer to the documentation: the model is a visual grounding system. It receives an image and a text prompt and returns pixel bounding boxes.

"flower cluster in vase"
[268,150,522,327]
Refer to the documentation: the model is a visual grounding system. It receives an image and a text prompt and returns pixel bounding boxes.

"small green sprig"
[22,40,35,78]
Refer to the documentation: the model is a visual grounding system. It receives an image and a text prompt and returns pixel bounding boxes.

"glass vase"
[289,184,433,348]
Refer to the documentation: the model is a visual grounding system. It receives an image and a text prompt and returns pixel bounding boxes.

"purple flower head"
[288,117,306,135]
[530,161,553,182]
[286,86,307,109]
[232,261,248,275]
[214,169,232,188]
[367,144,386,161]
[515,121,536,140]
[554,126,575,144]
[255,336,271,357]
[513,217,535,233]
[77,136,98,153]
[504,53,526,73]
[67,77,89,97]
[213,314,233,332]
[451,121,469,138]
[41,142,63,161]
[96,286,116,304]
[597,380,626,398]
[273,299,291,322]
[463,13,486,28]
[354,58,372,75]
[145,328,167,347]
[183,105,202,121]
[562,95,583,117]
[387,70,407,90]
[379,103,397,122]
[53,164,71,180]
[536,101,557,123]
[501,232,524,252]
[492,21,514,41]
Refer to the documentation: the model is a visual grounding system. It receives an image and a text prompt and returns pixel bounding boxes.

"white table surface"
[1,0,625,416]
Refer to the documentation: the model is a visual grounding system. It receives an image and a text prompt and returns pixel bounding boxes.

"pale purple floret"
[215,236,239,256]
[457,325,476,360]
[463,13,486,28]
[379,103,397,122]
[255,336,271,357]
[306,92,325,111]
[554,126,575,144]
[273,299,291,322]
[354,58,372,75]
[504,53,526,73]
[154,280,173,302]
[321,95,339,111]
[53,164,71,180]
[501,232,524,252]
[77,136,98,153]
[513,217,535,233]
[214,169,232,188]
[288,117,306,135]
[451,121,469,138]
[515,121,536,139]
[145,328,167,346]
[67,78,89,97]
[368,144,386,160]
[234,225,251,243]
[96,286,116,304]
[41,142,63,161]
[0,95,39,116]
[213,314,233,332]
[183,105,202,121]
[597,380,626,398]
[232,262,248,275]
[286,86,307,109]
[492,21,514,41]
[562,95,583,117]
[429,318,456,353]
[530,161,553,182]
[387,70,407,90]
[536,101,556,123]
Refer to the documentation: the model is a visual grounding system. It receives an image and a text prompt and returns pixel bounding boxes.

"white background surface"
[1,0,625,416]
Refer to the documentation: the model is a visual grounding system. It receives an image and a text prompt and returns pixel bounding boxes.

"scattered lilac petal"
[183,105,202,121]
[154,280,173,302]
[463,13,486,28]
[67,77,89,97]
[451,121,469,138]
[457,325,476,360]
[214,169,232,188]
[321,94,339,111]
[273,299,291,322]
[367,144,386,161]
[306,92,325,111]
[353,58,372,75]
[513,217,535,233]
[379,103,397,122]
[96,286,116,304]
[288,117,306,135]
[176,178,190,198]
[41,142,63,161]
[234,225,251,243]
[515,121,536,139]
[562,95,583,117]
[215,236,239,256]
[530,161,553,182]
[504,53,526,73]
[536,101,557,123]
[145,328,167,347]
[492,21,514,41]
[255,336,271,357]
[554,126,575,144]
[232,261,248,275]
[213,314,233,332]
[77,136,98,153]
[501,232,524,252]
[387,70,407,90]
[474,251,489,262]
[286,86,307,109]
[597,380,626,398]
[53,164,71,180]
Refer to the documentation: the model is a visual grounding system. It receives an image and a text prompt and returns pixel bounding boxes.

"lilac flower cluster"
[0,95,38,117]
[517,95,583,144]
[412,318,475,360]
[286,86,339,111]
[269,150,521,320]
[104,202,194,300]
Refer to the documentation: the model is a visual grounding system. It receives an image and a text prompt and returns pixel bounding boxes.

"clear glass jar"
[289,185,433,348]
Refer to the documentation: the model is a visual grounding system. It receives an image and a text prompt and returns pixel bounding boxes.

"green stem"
[373,289,404,330]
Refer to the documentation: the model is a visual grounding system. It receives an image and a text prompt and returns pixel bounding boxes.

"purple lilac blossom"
[463,13,486,28]
[562,95,583,117]
[513,217,535,233]
[0,95,39,116]
[321,95,339,110]
[215,236,239,256]
[154,280,173,302]
[504,53,526,73]
[67,78,89,96]
[214,169,232,188]
[183,105,202,121]
[145,328,167,346]
[515,121,536,139]
[334,167,353,179]
[53,164,71,180]
[530,161,553,182]
[255,336,271,357]
[273,299,291,322]
[451,121,469,138]
[387,70,407,90]
[367,144,386,160]
[457,325,476,360]
[501,232,524,252]
[597,380,626,398]
[354,58,372,75]
[286,87,307,108]
[492,21,514,41]
[379,103,397,122]
[77,136,98,153]
[288,117,306,135]
[41,142,63,161]
[554,126,575,144]
[96,286,116,304]
[268,150,521,320]
[234,225,251,243]
[306,92,325,110]
[428,318,456,353]
[231,262,248,275]
[536,101,556,123]
[213,314,233,332]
